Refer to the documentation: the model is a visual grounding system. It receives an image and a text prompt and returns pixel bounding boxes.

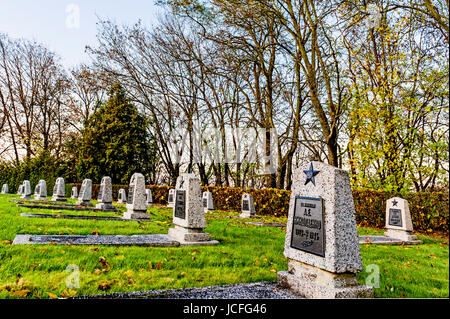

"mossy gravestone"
[168,174,218,246]
[277,161,373,299]
[146,189,153,206]
[117,189,127,204]
[76,179,93,207]
[167,189,175,208]
[123,173,150,220]
[71,187,78,199]
[51,177,67,202]
[240,193,256,218]
[96,176,118,212]
[202,191,214,213]
[21,181,32,200]
[34,180,47,200]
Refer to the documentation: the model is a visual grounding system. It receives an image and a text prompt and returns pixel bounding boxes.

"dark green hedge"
[69,183,448,234]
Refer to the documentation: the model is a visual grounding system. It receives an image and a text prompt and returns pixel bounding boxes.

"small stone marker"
[70,186,78,199]
[76,179,93,207]
[34,180,47,200]
[17,185,23,195]
[277,161,373,298]
[202,191,214,213]
[240,193,256,218]
[168,174,218,246]
[51,177,67,201]
[21,181,32,199]
[123,173,150,220]
[384,197,421,242]
[1,184,8,194]
[96,176,117,212]
[117,189,127,204]
[146,189,153,206]
[167,189,175,208]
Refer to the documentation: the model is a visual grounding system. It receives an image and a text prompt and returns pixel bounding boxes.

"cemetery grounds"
[0,193,447,299]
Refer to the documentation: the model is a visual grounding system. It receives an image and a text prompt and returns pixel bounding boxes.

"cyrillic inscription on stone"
[98,189,103,201]
[203,198,207,208]
[128,186,134,204]
[290,196,325,257]
[388,208,402,227]
[174,190,186,219]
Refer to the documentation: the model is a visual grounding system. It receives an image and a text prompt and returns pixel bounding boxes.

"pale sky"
[0,0,163,68]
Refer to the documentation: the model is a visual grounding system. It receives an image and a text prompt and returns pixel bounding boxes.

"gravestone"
[1,184,8,194]
[117,189,127,204]
[240,193,256,218]
[51,177,67,202]
[384,197,420,242]
[123,173,150,220]
[95,177,117,212]
[34,180,47,200]
[76,179,93,207]
[21,181,32,199]
[71,187,78,199]
[167,189,175,208]
[202,191,214,213]
[17,185,23,195]
[277,161,373,298]
[168,174,218,245]
[146,189,153,206]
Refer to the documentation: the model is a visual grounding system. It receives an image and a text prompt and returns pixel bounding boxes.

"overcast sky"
[0,0,162,68]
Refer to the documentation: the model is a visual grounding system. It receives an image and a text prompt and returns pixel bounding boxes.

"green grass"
[0,193,448,299]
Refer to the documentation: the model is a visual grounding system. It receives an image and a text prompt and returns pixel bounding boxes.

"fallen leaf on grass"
[46,292,58,299]
[99,256,110,270]
[12,289,30,298]
[60,289,77,298]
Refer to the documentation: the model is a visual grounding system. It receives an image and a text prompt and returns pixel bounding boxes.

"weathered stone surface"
[76,179,93,206]
[17,185,23,195]
[34,180,47,200]
[168,174,217,245]
[117,189,127,204]
[71,186,78,199]
[13,234,180,246]
[79,282,301,299]
[21,181,32,199]
[1,184,8,194]
[202,191,214,213]
[167,189,175,208]
[240,193,256,218]
[278,161,372,299]
[123,173,149,220]
[384,197,420,242]
[51,177,67,202]
[96,177,118,212]
[277,261,373,299]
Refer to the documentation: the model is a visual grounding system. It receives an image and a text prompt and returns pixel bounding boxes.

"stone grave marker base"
[168,225,219,246]
[13,234,180,246]
[123,211,151,220]
[359,235,422,245]
[239,213,257,219]
[277,260,373,299]
[95,203,119,212]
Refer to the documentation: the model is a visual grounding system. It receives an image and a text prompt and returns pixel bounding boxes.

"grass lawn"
[0,193,448,299]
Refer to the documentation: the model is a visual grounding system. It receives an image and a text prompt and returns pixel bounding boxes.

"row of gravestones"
[2,162,423,298]
[2,176,420,241]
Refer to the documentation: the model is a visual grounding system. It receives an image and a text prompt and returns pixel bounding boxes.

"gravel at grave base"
[76,282,302,299]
